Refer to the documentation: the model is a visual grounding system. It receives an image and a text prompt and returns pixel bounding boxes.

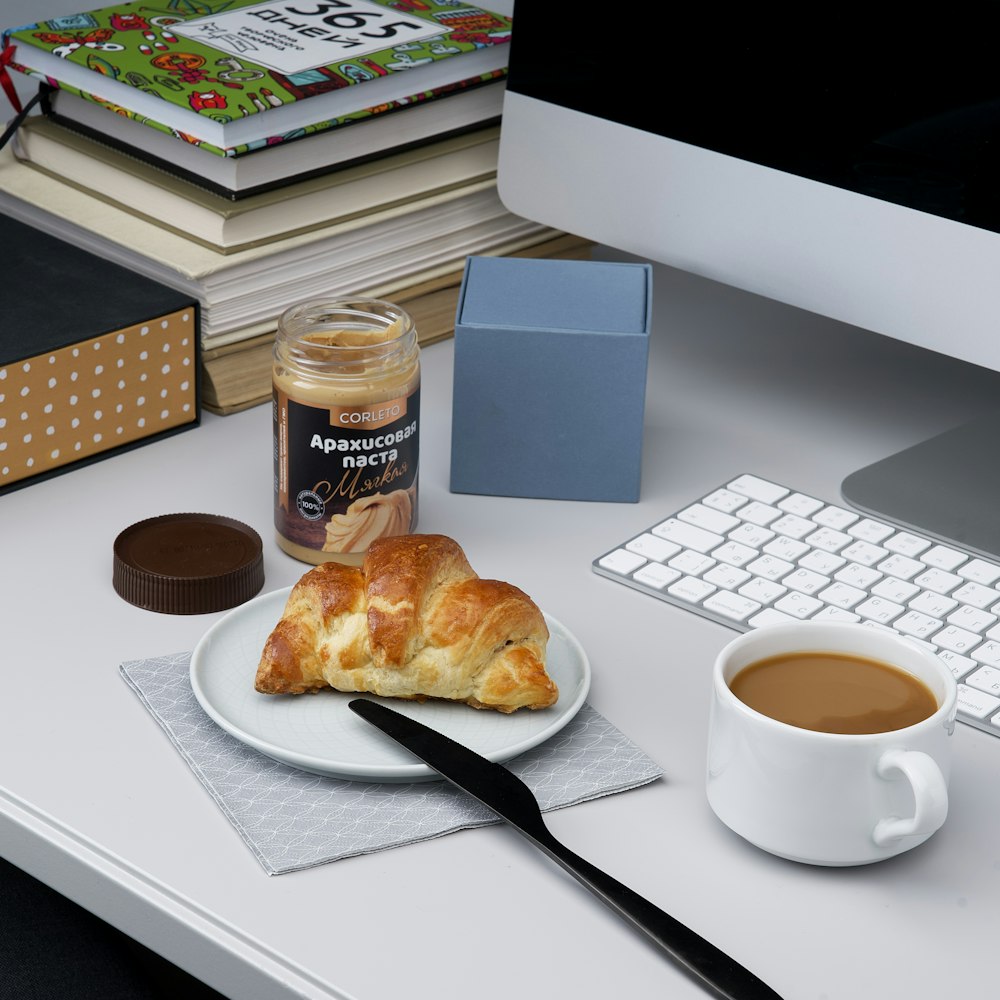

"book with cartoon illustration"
[42,67,504,178]
[2,1,511,152]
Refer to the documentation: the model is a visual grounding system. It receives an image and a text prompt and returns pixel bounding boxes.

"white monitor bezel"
[498,91,1000,373]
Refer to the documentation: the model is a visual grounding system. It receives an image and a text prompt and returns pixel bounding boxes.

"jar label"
[273,385,419,555]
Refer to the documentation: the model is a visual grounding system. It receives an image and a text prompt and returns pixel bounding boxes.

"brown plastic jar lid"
[113,513,264,614]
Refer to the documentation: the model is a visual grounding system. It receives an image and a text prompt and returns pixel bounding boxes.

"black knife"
[349,699,784,1000]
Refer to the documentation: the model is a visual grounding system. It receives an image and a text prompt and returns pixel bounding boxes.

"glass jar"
[272,297,420,565]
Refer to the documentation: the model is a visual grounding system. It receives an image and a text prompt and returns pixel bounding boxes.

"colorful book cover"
[3,1,511,149]
[47,68,505,158]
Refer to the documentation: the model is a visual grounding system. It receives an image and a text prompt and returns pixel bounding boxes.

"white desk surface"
[4,245,1000,999]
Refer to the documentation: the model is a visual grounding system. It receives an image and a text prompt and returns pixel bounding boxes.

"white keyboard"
[593,474,1000,739]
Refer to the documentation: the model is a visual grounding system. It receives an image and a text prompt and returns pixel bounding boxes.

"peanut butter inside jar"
[272,298,420,565]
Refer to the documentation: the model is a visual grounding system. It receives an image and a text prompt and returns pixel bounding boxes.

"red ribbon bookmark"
[0,41,23,115]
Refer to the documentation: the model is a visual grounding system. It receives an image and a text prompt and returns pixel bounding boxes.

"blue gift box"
[449,256,652,502]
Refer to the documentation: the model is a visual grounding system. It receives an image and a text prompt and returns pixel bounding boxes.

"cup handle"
[872,748,949,847]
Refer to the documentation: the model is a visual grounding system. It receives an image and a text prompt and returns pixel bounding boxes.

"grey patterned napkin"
[120,653,664,875]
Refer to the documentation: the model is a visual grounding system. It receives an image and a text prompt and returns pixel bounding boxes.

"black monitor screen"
[506,8,1000,234]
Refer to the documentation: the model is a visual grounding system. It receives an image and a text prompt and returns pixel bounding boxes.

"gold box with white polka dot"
[1,216,200,494]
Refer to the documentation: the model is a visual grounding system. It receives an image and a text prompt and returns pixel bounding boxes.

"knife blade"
[349,699,784,1000]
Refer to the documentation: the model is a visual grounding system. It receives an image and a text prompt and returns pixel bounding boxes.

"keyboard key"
[747,554,795,581]
[834,563,882,589]
[894,611,943,639]
[909,591,958,619]
[703,591,762,622]
[811,606,861,623]
[777,492,824,517]
[818,582,867,609]
[965,666,1000,697]
[932,624,982,654]
[677,503,741,534]
[848,518,895,544]
[877,553,925,580]
[702,488,750,513]
[782,567,830,595]
[922,545,968,572]
[632,563,682,590]
[626,533,682,562]
[948,605,998,632]
[598,549,646,575]
[774,592,825,619]
[711,540,759,567]
[703,563,753,590]
[727,522,775,548]
[667,576,716,604]
[798,549,847,575]
[871,576,921,603]
[727,475,789,504]
[652,518,725,553]
[669,550,715,575]
[884,532,932,557]
[861,621,899,635]
[813,505,859,530]
[937,649,977,680]
[972,640,1000,667]
[912,568,963,595]
[738,577,787,604]
[763,536,811,562]
[770,513,817,539]
[805,527,853,552]
[957,684,1000,720]
[952,581,1000,610]
[958,559,1000,586]
[738,501,783,526]
[855,596,905,624]
[839,540,888,567]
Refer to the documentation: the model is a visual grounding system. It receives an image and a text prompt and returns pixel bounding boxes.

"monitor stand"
[841,411,1000,561]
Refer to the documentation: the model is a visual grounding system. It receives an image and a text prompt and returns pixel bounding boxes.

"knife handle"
[522,825,783,1000]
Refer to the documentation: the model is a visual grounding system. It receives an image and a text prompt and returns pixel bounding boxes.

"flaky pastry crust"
[254,534,558,712]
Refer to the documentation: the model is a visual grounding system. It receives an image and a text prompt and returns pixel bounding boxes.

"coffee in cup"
[706,622,958,866]
[728,650,938,735]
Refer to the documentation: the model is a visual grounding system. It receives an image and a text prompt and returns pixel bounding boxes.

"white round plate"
[190,586,591,782]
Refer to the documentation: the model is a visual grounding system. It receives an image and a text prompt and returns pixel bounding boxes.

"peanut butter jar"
[272,297,420,565]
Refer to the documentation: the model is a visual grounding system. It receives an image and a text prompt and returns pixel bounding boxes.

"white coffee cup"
[706,621,958,866]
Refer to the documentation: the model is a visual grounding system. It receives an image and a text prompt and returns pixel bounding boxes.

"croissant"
[255,534,559,712]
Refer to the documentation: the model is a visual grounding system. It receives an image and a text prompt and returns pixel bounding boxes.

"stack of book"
[0,0,591,413]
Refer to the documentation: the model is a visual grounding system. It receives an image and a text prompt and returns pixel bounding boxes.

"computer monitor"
[496,6,1000,558]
